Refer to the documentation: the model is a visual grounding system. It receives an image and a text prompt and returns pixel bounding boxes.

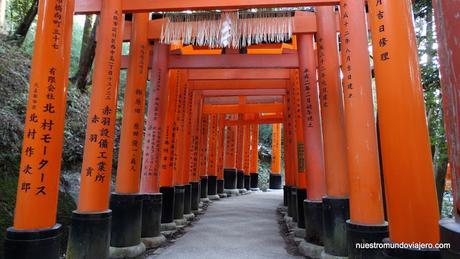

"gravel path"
[149,191,301,259]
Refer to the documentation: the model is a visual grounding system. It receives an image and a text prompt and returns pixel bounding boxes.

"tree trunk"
[71,15,99,93]
[12,0,38,46]
[434,145,448,212]
[0,0,6,33]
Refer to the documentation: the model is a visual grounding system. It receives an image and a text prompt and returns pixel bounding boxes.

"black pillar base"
[303,200,324,246]
[322,197,350,257]
[347,220,388,258]
[269,174,282,189]
[250,173,259,189]
[284,185,290,206]
[160,186,175,224]
[291,187,298,222]
[287,186,293,217]
[200,176,208,199]
[208,176,218,195]
[440,218,460,259]
[236,170,245,189]
[296,188,307,229]
[173,185,185,220]
[244,175,251,190]
[110,193,143,247]
[183,184,192,215]
[190,181,200,211]
[217,179,225,194]
[141,193,162,238]
[382,238,441,259]
[66,210,112,259]
[5,224,62,259]
[224,168,237,189]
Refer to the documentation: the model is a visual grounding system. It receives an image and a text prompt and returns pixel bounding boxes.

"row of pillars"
[3,0,460,258]
[3,1,284,258]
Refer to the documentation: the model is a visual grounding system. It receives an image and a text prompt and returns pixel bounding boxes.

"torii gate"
[4,1,458,259]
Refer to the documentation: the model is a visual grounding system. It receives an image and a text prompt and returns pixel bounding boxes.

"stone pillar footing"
[250,173,259,189]
[236,170,245,189]
[290,187,298,222]
[141,193,162,240]
[322,197,350,257]
[304,199,324,246]
[244,175,251,190]
[208,176,218,196]
[224,168,237,189]
[141,234,166,249]
[347,220,388,259]
[109,242,146,259]
[440,218,460,258]
[160,186,175,224]
[224,188,240,197]
[200,176,208,199]
[190,181,201,211]
[5,224,62,259]
[173,185,185,220]
[283,185,290,206]
[183,184,192,215]
[298,239,324,259]
[269,174,282,189]
[208,194,221,200]
[66,210,112,259]
[109,193,144,258]
[160,222,177,232]
[217,179,225,195]
[296,188,307,229]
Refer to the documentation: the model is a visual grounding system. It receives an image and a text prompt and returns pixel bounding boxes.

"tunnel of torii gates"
[2,0,460,259]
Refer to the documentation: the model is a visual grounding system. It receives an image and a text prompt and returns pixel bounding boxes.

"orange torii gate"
[5,0,453,259]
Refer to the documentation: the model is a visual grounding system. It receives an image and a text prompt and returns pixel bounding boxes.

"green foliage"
[4,0,34,32]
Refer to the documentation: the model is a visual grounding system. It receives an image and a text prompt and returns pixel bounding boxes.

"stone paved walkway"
[149,191,301,259]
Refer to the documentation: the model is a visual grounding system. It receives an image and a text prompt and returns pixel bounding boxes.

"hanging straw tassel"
[161,10,294,49]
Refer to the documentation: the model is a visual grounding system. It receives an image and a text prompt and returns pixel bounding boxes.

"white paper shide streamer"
[161,10,294,48]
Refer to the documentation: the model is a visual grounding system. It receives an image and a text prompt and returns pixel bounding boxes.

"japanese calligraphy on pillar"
[302,67,315,128]
[341,1,354,98]
[292,70,305,173]
[317,36,329,108]
[374,0,390,62]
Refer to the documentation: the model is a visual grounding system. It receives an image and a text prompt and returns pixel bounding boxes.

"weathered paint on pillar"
[433,0,460,218]
[271,123,282,174]
[115,13,150,194]
[77,0,123,212]
[180,81,194,184]
[316,6,349,198]
[250,124,260,174]
[368,0,439,243]
[13,0,74,229]
[172,71,189,185]
[297,34,327,202]
[140,42,169,193]
[339,0,385,225]
[207,114,219,176]
[291,70,307,189]
[285,85,298,187]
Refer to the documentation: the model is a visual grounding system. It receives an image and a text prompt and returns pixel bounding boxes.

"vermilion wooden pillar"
[198,113,210,201]
[5,0,74,258]
[189,91,204,211]
[434,1,460,257]
[243,121,252,190]
[270,123,283,190]
[297,33,327,246]
[139,41,170,246]
[224,116,239,194]
[338,1,387,257]
[291,69,307,229]
[216,115,227,196]
[316,6,350,257]
[207,114,220,199]
[68,0,124,257]
[110,13,150,255]
[249,124,260,191]
[236,113,246,191]
[368,0,440,256]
